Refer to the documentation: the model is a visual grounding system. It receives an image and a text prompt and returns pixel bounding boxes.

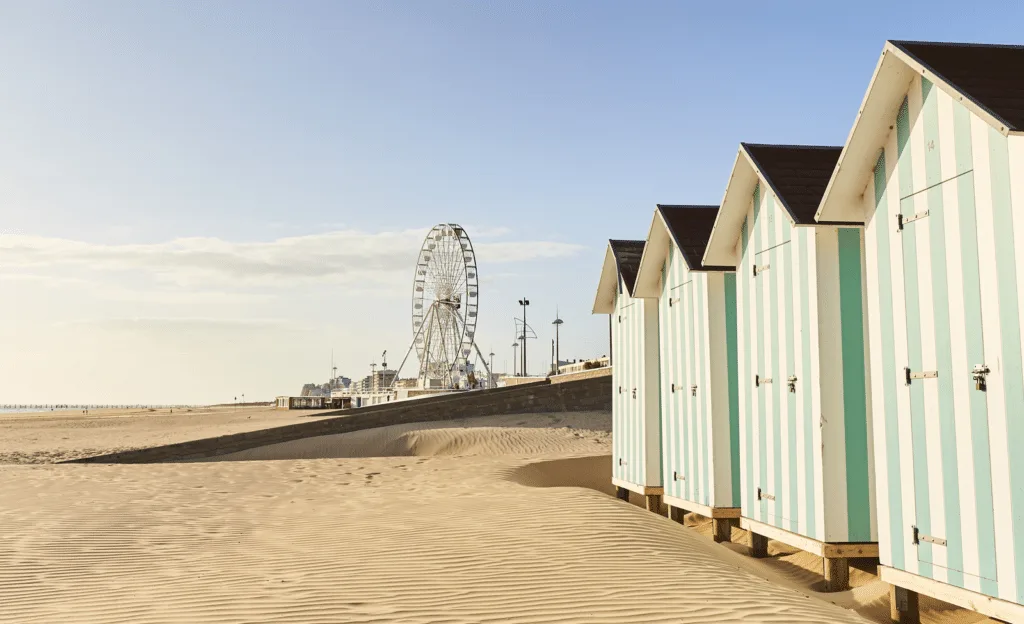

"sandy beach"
[0,409,995,623]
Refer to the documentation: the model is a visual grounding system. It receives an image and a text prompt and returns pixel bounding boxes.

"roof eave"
[703,147,756,267]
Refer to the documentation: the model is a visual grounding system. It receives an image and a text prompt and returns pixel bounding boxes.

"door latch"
[755,375,772,387]
[753,263,770,277]
[897,209,930,232]
[972,365,991,391]
[673,471,685,481]
[631,388,637,399]
[787,375,798,393]
[670,383,675,393]
[690,385,697,397]
[757,487,775,502]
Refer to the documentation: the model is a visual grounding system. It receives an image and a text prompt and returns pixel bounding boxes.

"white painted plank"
[971,113,1017,600]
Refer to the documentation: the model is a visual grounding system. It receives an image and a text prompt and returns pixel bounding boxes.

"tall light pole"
[519,298,530,376]
[552,309,563,375]
[489,351,495,387]
[511,341,519,376]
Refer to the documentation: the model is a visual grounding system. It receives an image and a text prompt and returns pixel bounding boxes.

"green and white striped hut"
[632,205,741,543]
[593,239,663,510]
[703,143,876,591]
[817,40,1024,623]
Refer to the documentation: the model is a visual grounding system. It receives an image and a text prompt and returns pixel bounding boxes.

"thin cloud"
[0,228,585,289]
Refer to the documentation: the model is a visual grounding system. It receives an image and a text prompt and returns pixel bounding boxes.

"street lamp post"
[518,298,530,376]
[511,342,519,376]
[552,310,563,375]
[489,351,495,387]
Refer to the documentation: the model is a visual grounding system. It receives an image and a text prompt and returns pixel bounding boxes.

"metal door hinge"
[897,209,930,231]
[753,263,770,277]
[904,367,938,385]
[755,374,772,387]
[690,384,697,397]
[787,375,798,393]
[757,487,775,502]
[972,364,991,391]
[912,525,946,546]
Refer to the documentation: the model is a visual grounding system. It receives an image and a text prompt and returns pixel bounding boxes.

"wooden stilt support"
[889,585,920,624]
[616,486,630,502]
[712,518,732,543]
[668,506,684,523]
[645,494,661,513]
[749,531,768,558]
[823,556,850,592]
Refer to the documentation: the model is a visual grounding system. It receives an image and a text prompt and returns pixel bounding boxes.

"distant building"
[557,356,609,375]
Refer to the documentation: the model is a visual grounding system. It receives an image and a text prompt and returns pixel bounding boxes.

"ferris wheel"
[393,224,492,389]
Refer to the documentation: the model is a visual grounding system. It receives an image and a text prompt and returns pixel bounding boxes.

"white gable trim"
[633,209,671,299]
[592,243,620,314]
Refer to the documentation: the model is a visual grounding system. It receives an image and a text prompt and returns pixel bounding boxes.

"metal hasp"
[753,263,770,277]
[755,374,773,387]
[757,487,776,502]
[897,209,930,231]
[904,367,938,386]
[673,471,685,481]
[618,458,627,467]
[670,383,675,393]
[972,364,991,391]
[912,525,947,547]
[787,375,798,393]
[690,384,697,397]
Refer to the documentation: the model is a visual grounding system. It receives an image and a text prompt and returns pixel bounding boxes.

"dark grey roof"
[892,40,1024,132]
[608,239,645,294]
[741,144,845,225]
[656,205,732,271]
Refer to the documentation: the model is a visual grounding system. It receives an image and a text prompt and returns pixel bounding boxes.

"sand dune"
[0,406,335,464]
[0,411,995,623]
[208,411,611,461]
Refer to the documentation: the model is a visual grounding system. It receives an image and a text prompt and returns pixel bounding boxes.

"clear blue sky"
[1,1,1021,403]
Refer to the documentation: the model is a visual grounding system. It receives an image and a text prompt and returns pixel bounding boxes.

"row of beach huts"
[592,40,1024,623]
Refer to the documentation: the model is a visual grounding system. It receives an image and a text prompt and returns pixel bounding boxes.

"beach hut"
[632,205,741,543]
[816,40,1024,623]
[703,143,876,591]
[593,239,663,511]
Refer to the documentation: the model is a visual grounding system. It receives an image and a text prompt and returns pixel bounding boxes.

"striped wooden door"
[897,108,990,582]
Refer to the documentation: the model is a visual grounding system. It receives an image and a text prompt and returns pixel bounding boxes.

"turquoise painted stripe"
[725,273,741,507]
[766,195,783,526]
[799,227,816,539]
[987,126,1024,603]
[952,105,997,593]
[783,231,798,531]
[663,252,675,497]
[697,276,710,504]
[873,151,905,570]
[742,205,755,517]
[754,187,767,522]
[687,277,697,501]
[897,97,934,578]
[671,247,679,495]
[838,227,871,541]
[921,78,964,585]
